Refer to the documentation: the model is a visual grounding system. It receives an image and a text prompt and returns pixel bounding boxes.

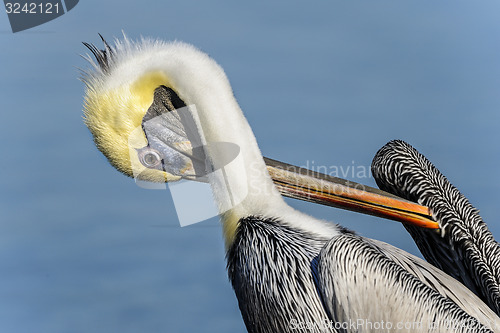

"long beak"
[264,157,438,229]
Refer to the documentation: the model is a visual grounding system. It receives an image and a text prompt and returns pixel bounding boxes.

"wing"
[315,233,498,332]
[372,140,500,315]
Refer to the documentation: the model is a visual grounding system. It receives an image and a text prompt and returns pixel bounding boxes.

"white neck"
[139,43,289,220]
[196,95,288,219]
[171,53,340,244]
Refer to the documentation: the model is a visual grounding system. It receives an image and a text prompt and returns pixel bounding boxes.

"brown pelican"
[81,35,500,332]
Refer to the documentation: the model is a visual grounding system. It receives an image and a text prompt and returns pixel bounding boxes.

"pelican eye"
[139,148,162,168]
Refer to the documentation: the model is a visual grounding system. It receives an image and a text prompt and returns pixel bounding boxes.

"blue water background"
[1,2,499,332]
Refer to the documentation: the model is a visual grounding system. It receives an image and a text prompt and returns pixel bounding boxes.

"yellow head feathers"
[82,38,180,183]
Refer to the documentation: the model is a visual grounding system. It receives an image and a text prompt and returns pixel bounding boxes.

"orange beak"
[264,157,438,229]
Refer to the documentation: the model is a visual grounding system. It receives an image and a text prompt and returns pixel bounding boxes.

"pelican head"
[82,35,238,184]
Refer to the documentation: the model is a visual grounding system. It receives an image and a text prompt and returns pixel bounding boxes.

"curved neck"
[191,88,288,220]
[116,42,290,246]
[161,55,289,245]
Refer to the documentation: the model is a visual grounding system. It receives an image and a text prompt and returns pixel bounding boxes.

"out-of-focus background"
[1,2,499,332]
